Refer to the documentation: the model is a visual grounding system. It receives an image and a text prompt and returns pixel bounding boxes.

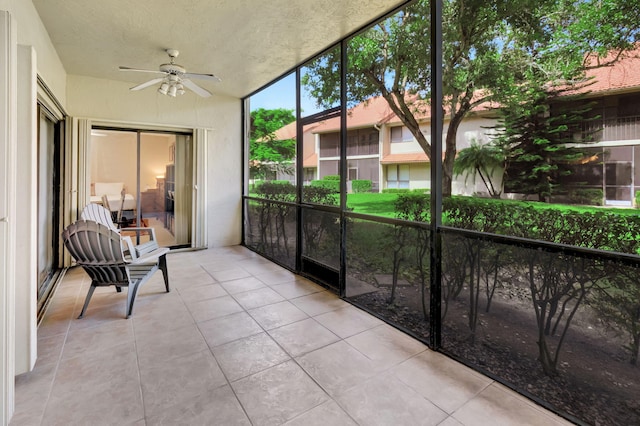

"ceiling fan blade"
[184,72,221,82]
[182,79,212,97]
[129,77,165,91]
[119,66,165,75]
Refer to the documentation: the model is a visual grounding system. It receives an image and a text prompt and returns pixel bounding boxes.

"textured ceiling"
[32,0,406,99]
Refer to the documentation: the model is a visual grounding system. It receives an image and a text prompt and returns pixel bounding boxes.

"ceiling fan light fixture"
[158,82,169,95]
[168,85,178,97]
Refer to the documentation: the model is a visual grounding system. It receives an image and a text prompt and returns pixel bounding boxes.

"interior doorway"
[89,128,193,248]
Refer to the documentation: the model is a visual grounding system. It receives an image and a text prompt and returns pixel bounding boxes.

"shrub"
[310,179,339,192]
[383,188,429,194]
[351,180,372,193]
[255,181,295,202]
[323,175,340,181]
[303,186,338,205]
[394,194,640,255]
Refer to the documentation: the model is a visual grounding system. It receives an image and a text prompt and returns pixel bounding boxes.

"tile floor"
[10,246,573,426]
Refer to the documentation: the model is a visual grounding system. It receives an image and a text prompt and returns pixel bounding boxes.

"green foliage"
[310,179,339,192]
[351,180,372,193]
[255,181,296,202]
[391,194,640,255]
[636,191,640,208]
[323,175,340,181]
[564,188,603,206]
[382,188,429,194]
[249,108,296,180]
[394,193,431,223]
[495,75,597,202]
[454,141,504,198]
[300,0,640,197]
[302,186,338,205]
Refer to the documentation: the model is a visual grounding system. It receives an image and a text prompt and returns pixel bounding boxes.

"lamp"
[158,82,169,95]
[168,85,178,97]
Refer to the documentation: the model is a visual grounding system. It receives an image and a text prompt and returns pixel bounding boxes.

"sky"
[247,73,324,116]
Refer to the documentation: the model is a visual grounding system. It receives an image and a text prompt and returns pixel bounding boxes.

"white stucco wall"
[0,0,67,102]
[66,74,243,247]
[0,0,67,390]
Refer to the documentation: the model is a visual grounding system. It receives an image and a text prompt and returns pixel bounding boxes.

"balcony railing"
[582,115,640,142]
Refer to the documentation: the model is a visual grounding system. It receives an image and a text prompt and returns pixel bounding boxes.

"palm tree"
[454,141,504,198]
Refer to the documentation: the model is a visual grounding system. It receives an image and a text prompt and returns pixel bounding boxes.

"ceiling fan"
[119,49,221,98]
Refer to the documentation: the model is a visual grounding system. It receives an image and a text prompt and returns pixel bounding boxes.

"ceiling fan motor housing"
[159,63,186,75]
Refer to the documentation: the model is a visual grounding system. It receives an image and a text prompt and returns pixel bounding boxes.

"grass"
[249,189,638,218]
[345,192,638,218]
[347,193,400,218]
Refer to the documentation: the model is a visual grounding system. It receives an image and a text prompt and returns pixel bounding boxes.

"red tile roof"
[303,152,318,168]
[273,46,640,140]
[583,48,640,94]
[380,153,429,164]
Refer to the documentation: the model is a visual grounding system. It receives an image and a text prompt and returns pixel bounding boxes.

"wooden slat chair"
[62,220,170,319]
[81,203,168,288]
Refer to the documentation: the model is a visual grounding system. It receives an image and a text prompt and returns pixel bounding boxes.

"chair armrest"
[121,236,137,260]
[130,247,170,264]
[121,227,158,241]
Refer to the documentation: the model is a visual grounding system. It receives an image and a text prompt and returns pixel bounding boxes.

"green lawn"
[345,192,638,218]
[346,193,400,218]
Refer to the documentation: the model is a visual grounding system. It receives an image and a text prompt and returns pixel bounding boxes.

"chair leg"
[126,282,141,319]
[159,254,170,293]
[78,284,97,319]
[115,286,122,293]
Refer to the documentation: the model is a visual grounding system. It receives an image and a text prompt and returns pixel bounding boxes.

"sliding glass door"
[89,128,193,248]
[37,104,62,307]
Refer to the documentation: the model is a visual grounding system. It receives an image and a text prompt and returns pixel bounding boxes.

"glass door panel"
[37,107,61,305]
[299,45,343,290]
[90,129,193,248]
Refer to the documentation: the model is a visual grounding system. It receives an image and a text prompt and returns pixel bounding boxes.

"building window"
[387,164,410,188]
[390,126,412,143]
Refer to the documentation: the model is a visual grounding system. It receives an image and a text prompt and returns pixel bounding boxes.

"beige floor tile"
[132,305,195,335]
[136,323,208,365]
[392,350,491,414]
[11,363,56,426]
[236,258,284,274]
[290,291,349,316]
[61,318,134,360]
[336,373,448,426]
[11,247,573,426]
[268,318,340,357]
[283,400,358,426]
[145,385,251,425]
[36,333,66,367]
[198,311,264,348]
[186,294,244,323]
[271,279,325,299]
[248,300,309,330]
[255,269,297,286]
[177,282,228,303]
[209,267,252,282]
[43,344,144,426]
[232,360,329,426]
[212,332,290,381]
[232,286,285,310]
[452,382,573,426]
[345,323,427,367]
[37,310,73,338]
[170,267,216,288]
[220,276,267,295]
[139,349,227,414]
[314,304,384,338]
[296,340,383,397]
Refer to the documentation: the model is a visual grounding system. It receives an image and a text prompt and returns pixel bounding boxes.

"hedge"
[394,193,640,255]
[351,180,372,193]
